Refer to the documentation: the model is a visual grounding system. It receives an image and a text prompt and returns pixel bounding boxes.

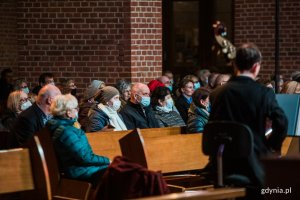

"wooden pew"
[0,148,34,194]
[87,127,185,160]
[119,130,210,191]
[132,188,246,200]
[281,136,299,156]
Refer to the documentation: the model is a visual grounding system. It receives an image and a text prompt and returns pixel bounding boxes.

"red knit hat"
[148,80,165,93]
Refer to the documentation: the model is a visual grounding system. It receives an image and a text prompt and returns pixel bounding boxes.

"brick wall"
[0,1,18,74]
[234,0,300,80]
[130,0,162,83]
[16,0,162,92]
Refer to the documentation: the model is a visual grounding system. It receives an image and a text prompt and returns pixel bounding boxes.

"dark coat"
[0,109,17,132]
[85,105,109,132]
[153,109,185,128]
[208,76,288,187]
[78,101,97,131]
[13,102,46,146]
[120,101,160,129]
[175,94,192,123]
[47,117,110,183]
[187,103,209,133]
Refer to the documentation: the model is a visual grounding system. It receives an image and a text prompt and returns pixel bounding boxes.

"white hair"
[50,94,78,117]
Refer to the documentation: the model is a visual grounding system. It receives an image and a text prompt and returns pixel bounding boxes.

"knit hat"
[148,80,165,93]
[96,86,119,104]
[83,80,105,100]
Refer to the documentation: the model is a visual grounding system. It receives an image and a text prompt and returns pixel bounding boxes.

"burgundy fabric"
[148,80,165,93]
[94,156,170,200]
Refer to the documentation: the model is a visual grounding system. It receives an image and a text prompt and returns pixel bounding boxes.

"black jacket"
[13,102,47,146]
[120,101,159,129]
[175,94,192,123]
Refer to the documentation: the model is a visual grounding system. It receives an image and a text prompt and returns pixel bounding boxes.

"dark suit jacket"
[208,76,288,187]
[209,76,288,156]
[13,102,46,146]
[175,94,192,123]
[120,101,159,130]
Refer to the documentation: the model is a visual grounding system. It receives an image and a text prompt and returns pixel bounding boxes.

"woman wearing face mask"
[151,87,185,128]
[46,94,110,187]
[86,86,127,132]
[187,88,211,133]
[1,90,32,131]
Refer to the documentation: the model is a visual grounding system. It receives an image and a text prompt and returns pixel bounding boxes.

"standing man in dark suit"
[208,43,288,187]
[13,84,61,146]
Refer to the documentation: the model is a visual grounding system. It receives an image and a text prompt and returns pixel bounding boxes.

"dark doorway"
[163,0,233,78]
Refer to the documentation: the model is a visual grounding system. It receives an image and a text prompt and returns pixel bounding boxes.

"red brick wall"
[16,0,162,92]
[234,0,300,80]
[0,1,18,75]
[130,0,162,83]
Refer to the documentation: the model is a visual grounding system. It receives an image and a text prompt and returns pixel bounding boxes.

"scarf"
[98,103,127,131]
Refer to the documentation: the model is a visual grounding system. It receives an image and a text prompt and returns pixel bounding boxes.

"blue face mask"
[139,96,151,107]
[206,103,211,113]
[22,87,30,94]
[166,98,174,110]
[166,85,173,92]
[194,82,201,90]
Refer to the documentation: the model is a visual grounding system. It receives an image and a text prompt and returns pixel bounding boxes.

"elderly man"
[13,84,61,145]
[120,83,159,129]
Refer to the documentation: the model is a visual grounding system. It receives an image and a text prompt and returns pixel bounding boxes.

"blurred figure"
[256,78,274,89]
[86,86,127,132]
[184,75,200,90]
[79,80,105,131]
[196,69,211,87]
[207,72,220,89]
[47,94,110,186]
[151,86,185,128]
[115,79,131,110]
[148,79,165,94]
[32,72,55,95]
[13,84,61,145]
[0,68,14,112]
[281,81,300,94]
[64,79,77,96]
[157,76,172,91]
[1,91,31,132]
[291,71,300,82]
[187,88,211,133]
[120,83,159,129]
[14,79,36,103]
[214,74,231,88]
[163,70,174,85]
[175,79,194,123]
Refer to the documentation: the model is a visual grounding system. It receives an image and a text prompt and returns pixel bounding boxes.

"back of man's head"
[39,72,54,85]
[37,84,61,106]
[235,43,262,71]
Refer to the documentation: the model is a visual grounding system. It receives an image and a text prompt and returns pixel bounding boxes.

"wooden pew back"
[87,127,185,160]
[119,131,208,173]
[281,136,299,156]
[0,148,34,194]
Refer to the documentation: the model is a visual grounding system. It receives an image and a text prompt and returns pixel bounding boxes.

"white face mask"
[111,100,121,111]
[20,100,32,111]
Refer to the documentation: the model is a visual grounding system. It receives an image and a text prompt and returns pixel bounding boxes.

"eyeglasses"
[20,98,29,104]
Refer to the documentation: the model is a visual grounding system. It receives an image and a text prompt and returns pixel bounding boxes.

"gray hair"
[115,79,131,93]
[50,94,78,117]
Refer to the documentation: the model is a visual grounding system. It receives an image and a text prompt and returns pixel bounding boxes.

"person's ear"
[158,99,164,106]
[251,62,260,75]
[66,110,72,118]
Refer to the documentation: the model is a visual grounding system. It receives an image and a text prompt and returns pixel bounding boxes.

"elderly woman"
[115,79,131,110]
[1,90,32,131]
[151,86,185,127]
[46,94,110,186]
[187,88,211,133]
[86,86,127,132]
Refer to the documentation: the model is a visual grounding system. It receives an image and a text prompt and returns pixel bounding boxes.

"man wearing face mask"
[86,86,127,132]
[13,84,61,146]
[120,83,160,129]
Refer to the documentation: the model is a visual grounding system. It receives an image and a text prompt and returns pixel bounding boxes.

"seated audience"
[120,83,159,129]
[1,90,31,131]
[47,94,110,186]
[214,74,231,88]
[86,86,127,132]
[175,78,194,123]
[196,69,211,87]
[78,80,105,131]
[32,72,55,95]
[187,88,211,133]
[281,80,300,94]
[115,79,131,110]
[151,86,185,128]
[13,84,61,145]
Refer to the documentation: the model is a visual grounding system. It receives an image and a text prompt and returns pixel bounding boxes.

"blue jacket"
[187,103,209,133]
[86,104,109,132]
[47,117,110,181]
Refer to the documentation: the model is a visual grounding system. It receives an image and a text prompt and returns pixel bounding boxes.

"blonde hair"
[50,94,78,117]
[7,91,25,113]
